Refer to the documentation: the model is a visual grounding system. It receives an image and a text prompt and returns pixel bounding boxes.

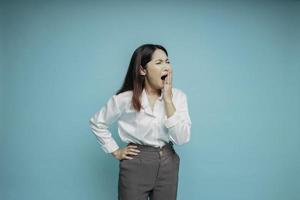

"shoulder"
[115,90,133,99]
[113,90,133,110]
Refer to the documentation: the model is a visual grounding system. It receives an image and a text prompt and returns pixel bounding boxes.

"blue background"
[1,0,299,199]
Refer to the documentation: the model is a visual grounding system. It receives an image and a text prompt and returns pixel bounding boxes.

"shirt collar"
[141,88,163,109]
[158,89,163,100]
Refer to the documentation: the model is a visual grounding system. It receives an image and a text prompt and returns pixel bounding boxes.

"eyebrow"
[155,58,169,62]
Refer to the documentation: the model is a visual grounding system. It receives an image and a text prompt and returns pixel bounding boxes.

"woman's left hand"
[162,69,173,103]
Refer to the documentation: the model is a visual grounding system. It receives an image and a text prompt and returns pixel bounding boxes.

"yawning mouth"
[161,74,168,80]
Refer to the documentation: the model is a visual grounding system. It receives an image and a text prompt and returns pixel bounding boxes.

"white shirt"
[89,87,192,153]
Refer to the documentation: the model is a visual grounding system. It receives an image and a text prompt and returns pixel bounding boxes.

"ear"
[139,65,147,76]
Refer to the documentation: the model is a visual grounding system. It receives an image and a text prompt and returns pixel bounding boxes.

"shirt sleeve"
[89,95,122,153]
[164,91,192,145]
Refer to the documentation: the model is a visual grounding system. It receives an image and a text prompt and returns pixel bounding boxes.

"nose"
[163,66,172,72]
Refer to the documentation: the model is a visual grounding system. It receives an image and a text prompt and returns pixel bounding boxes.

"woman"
[89,43,192,200]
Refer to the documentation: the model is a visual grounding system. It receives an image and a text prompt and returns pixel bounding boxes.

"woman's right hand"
[112,145,141,161]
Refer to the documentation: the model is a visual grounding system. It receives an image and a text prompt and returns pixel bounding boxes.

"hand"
[111,145,140,161]
[162,69,173,103]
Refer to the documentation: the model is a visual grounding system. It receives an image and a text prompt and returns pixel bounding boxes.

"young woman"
[89,44,192,200]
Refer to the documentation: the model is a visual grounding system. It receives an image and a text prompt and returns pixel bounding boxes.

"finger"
[127,145,138,149]
[170,71,173,85]
[124,155,134,160]
[127,147,138,153]
[130,149,141,153]
[165,72,169,85]
[126,151,139,156]
[127,148,140,154]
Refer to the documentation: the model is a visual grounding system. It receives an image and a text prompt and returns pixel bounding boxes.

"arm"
[89,95,122,153]
[164,92,192,145]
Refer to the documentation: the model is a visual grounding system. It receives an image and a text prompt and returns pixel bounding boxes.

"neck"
[144,80,161,97]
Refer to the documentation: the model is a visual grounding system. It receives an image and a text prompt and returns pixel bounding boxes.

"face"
[140,49,172,90]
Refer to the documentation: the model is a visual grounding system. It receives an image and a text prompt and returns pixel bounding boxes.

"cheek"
[147,69,160,79]
[146,66,161,81]
[148,74,159,82]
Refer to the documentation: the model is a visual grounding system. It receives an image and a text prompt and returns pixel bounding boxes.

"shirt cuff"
[100,139,119,153]
[164,111,181,129]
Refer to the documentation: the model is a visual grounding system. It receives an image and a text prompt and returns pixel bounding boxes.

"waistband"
[127,141,174,152]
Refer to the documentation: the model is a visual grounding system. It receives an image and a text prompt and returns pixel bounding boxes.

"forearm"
[164,100,191,145]
[164,100,176,118]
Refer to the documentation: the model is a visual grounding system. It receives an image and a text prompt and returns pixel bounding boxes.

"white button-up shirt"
[89,87,192,153]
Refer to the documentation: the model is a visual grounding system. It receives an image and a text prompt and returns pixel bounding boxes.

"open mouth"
[161,74,168,80]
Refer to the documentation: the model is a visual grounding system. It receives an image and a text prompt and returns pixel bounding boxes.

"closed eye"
[156,61,170,64]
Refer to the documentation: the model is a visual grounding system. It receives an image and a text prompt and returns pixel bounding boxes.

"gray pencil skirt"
[118,141,180,200]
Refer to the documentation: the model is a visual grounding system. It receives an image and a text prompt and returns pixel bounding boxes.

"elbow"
[170,125,191,145]
[89,116,102,130]
[183,134,191,144]
[184,123,191,144]
[89,117,95,128]
[173,138,190,146]
[177,134,191,145]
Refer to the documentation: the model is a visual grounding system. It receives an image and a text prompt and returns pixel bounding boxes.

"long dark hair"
[115,43,168,112]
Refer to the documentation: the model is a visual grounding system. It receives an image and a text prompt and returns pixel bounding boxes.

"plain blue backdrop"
[1,0,299,200]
